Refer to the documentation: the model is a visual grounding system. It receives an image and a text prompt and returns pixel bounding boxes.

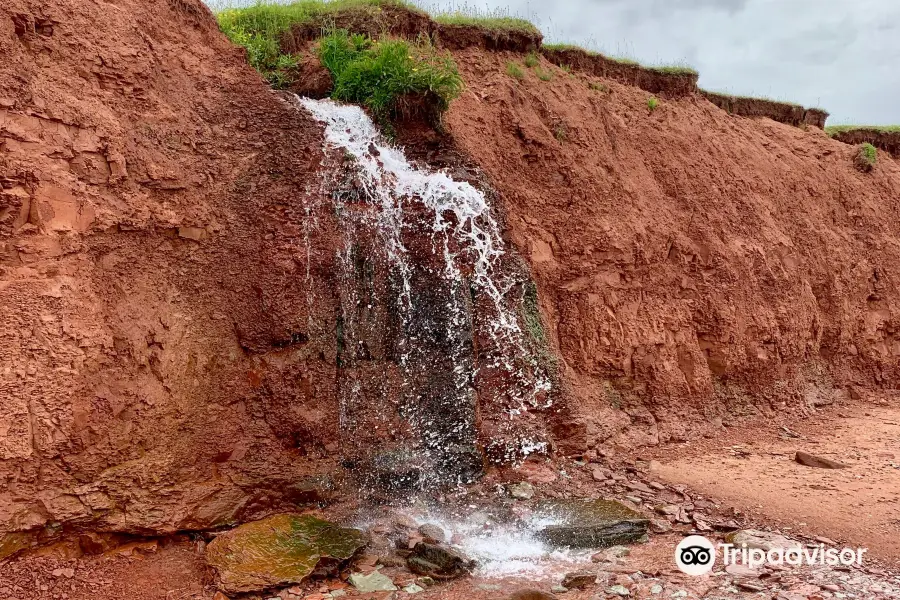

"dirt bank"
[1,0,346,554]
[3,0,900,569]
[444,48,900,455]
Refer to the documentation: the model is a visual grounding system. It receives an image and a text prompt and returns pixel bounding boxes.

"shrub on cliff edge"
[854,143,877,172]
[317,29,463,118]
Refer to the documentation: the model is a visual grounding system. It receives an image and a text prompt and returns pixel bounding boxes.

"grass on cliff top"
[541,42,697,75]
[701,89,805,108]
[432,12,540,35]
[826,124,900,135]
[215,0,424,86]
[319,29,462,116]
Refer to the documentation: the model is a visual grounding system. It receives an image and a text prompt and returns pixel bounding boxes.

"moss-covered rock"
[206,514,368,593]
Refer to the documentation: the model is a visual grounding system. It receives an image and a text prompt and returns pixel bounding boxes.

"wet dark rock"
[535,499,649,549]
[407,543,476,580]
[284,475,334,505]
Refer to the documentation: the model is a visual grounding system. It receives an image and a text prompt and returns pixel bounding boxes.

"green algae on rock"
[535,499,649,549]
[206,514,368,593]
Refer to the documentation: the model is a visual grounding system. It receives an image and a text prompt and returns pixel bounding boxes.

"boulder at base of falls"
[205,514,368,593]
[535,499,650,549]
[407,543,476,580]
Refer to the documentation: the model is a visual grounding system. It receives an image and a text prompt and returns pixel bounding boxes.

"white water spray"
[298,96,551,483]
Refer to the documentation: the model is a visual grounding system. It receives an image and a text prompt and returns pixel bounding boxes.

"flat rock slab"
[349,571,398,592]
[535,499,649,549]
[206,514,368,593]
[795,451,848,469]
[724,529,801,552]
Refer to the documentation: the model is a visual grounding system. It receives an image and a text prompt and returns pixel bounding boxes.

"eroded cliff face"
[444,48,900,453]
[0,0,345,553]
[3,0,899,559]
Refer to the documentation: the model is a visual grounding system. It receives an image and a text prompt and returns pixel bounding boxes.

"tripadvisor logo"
[675,536,716,576]
[675,535,868,576]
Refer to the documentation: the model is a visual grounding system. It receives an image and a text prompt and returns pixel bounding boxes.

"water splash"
[298,96,551,488]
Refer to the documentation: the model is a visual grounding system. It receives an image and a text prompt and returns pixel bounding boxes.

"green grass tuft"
[432,12,540,35]
[647,96,659,111]
[588,81,609,92]
[506,61,525,80]
[826,124,900,135]
[542,42,596,55]
[855,143,877,172]
[524,51,540,68]
[648,63,698,76]
[542,42,694,74]
[535,67,553,82]
[215,0,423,87]
[318,29,462,117]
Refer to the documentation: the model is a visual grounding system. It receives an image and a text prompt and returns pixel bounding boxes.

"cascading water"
[298,96,552,491]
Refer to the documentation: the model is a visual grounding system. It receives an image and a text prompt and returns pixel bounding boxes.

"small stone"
[177,226,207,241]
[213,594,230,600]
[51,568,75,578]
[625,496,642,505]
[348,572,397,592]
[650,584,663,594]
[815,536,837,545]
[418,524,446,544]
[509,482,536,500]
[626,481,654,494]
[671,592,688,599]
[649,519,672,534]
[551,585,568,593]
[795,451,848,469]
[607,584,631,596]
[561,571,596,589]
[823,584,841,592]
[417,577,435,587]
[402,584,425,594]
[736,581,767,592]
[591,467,611,481]
[329,591,347,598]
[649,482,666,491]
[724,530,801,552]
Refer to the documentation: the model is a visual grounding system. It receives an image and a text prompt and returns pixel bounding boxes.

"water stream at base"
[297,96,552,490]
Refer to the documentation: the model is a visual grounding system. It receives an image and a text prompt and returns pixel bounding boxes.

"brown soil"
[832,129,900,158]
[542,48,698,98]
[1,0,347,553]
[444,48,900,456]
[701,91,828,128]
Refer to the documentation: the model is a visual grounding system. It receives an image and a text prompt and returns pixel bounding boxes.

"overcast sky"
[212,0,899,124]
[422,0,900,124]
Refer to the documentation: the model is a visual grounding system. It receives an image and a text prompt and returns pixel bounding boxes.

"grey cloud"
[447,0,897,123]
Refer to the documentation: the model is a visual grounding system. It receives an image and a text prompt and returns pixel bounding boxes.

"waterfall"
[298,97,551,490]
